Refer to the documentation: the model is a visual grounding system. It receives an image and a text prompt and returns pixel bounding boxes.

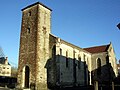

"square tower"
[17,2,52,90]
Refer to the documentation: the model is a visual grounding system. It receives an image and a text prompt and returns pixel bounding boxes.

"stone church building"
[17,2,118,90]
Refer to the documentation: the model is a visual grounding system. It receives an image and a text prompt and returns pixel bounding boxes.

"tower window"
[28,11,31,16]
[27,28,30,34]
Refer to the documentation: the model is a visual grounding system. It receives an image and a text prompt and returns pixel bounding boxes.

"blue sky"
[0,0,120,67]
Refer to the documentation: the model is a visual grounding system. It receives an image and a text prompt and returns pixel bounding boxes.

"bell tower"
[17,2,52,90]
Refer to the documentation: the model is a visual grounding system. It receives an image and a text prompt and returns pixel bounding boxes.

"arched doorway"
[25,66,30,88]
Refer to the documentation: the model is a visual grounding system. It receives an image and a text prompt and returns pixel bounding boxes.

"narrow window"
[97,58,101,75]
[27,28,30,34]
[66,51,69,68]
[60,48,62,62]
[106,55,109,65]
[28,11,31,16]
[97,58,101,68]
[52,45,56,60]
[78,55,81,69]
[60,48,62,56]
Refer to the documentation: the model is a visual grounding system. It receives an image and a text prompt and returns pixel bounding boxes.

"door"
[25,66,30,88]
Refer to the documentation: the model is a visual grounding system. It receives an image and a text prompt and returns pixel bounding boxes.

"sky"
[0,0,120,67]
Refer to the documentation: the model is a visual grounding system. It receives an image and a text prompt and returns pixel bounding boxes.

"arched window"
[106,55,109,65]
[97,58,101,68]
[97,58,101,75]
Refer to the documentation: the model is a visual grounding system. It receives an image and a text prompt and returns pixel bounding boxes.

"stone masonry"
[17,2,51,90]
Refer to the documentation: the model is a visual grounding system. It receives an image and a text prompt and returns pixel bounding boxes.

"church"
[17,2,118,90]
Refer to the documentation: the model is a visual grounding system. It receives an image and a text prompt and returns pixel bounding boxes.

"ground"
[0,87,10,90]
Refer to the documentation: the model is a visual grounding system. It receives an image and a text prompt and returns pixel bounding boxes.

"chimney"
[5,57,8,65]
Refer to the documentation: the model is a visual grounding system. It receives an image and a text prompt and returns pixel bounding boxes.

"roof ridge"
[83,44,109,49]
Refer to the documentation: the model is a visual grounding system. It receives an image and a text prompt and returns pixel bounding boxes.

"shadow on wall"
[91,56,116,90]
[45,54,89,89]
[45,54,116,90]
[114,64,120,86]
[91,63,115,84]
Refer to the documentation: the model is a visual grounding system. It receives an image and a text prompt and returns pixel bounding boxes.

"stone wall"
[35,4,51,90]
[17,4,38,88]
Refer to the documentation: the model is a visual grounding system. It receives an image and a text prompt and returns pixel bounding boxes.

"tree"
[11,67,18,78]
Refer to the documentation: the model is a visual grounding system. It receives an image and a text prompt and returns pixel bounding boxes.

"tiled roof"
[83,44,110,54]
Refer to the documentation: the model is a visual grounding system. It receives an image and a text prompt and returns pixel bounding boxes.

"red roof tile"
[83,44,110,54]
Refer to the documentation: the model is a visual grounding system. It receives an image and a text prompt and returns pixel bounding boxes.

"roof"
[0,57,6,64]
[22,2,52,11]
[49,34,90,54]
[0,57,10,65]
[83,44,110,54]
